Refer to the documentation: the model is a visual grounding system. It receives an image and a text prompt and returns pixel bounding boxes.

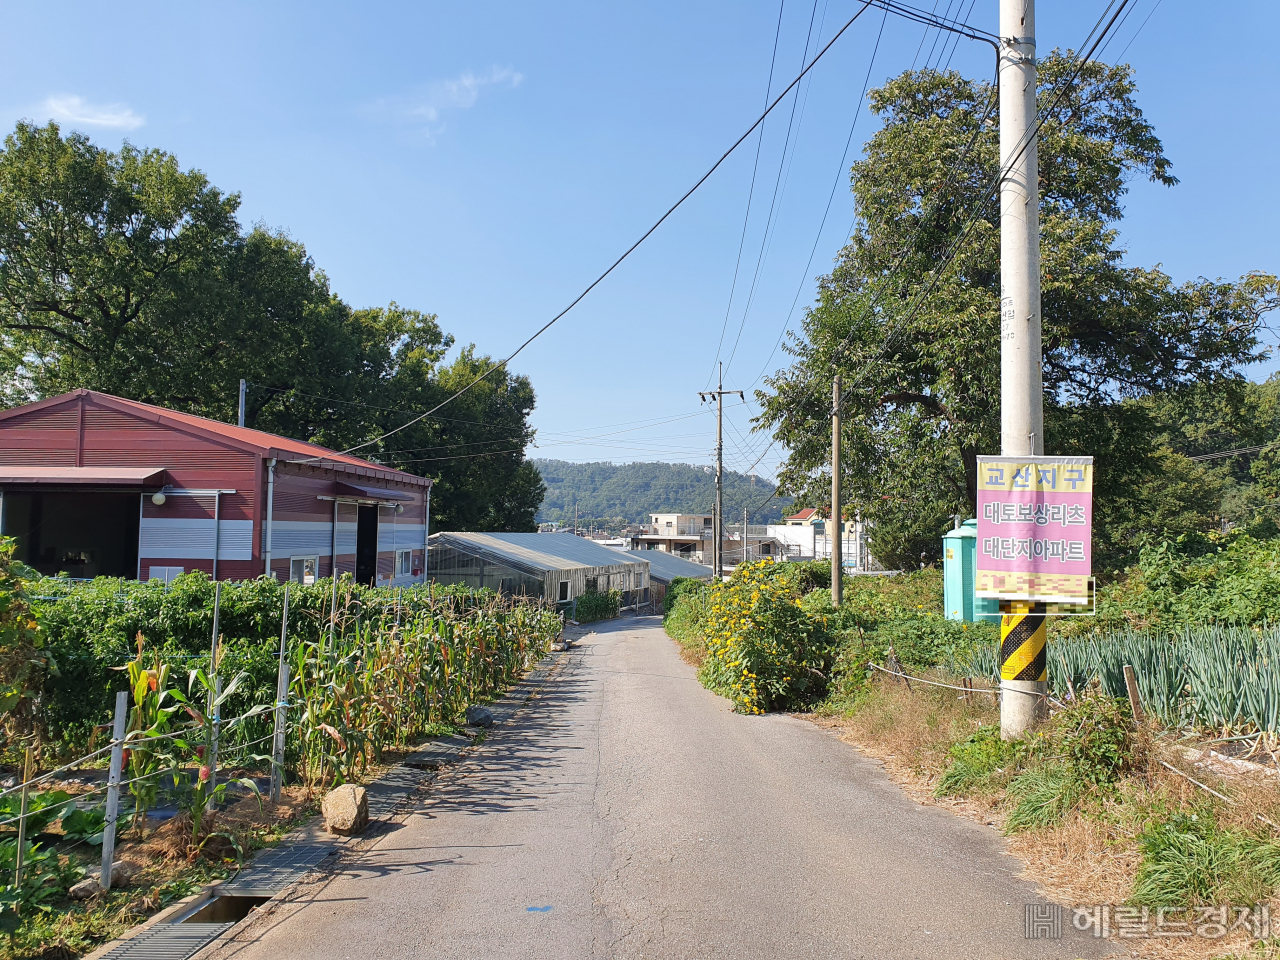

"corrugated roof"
[613,548,711,583]
[0,390,428,487]
[785,507,819,521]
[435,532,649,574]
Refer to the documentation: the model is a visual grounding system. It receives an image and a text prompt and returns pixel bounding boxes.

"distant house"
[634,513,714,560]
[427,531,649,608]
[0,389,430,586]
[784,508,821,526]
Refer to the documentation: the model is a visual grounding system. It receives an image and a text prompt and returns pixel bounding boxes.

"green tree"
[758,57,1278,570]
[0,121,240,400]
[371,338,545,532]
[0,123,547,531]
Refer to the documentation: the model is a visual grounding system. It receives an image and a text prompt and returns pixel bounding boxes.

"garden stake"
[207,582,222,811]
[14,746,33,887]
[100,691,128,891]
[207,676,221,813]
[270,582,290,803]
[1123,664,1144,722]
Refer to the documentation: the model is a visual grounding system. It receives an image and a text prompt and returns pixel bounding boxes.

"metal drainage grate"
[97,922,234,960]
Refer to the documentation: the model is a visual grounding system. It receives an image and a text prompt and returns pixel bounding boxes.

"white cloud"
[41,94,145,131]
[372,67,523,127]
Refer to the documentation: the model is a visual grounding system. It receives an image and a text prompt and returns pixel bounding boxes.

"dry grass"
[810,677,1280,960]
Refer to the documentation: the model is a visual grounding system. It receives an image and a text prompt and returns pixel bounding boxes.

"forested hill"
[534,460,792,526]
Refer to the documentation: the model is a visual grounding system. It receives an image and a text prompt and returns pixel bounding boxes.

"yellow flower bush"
[696,561,836,714]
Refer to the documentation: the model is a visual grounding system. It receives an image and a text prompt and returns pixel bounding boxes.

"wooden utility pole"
[831,375,842,607]
[699,363,743,581]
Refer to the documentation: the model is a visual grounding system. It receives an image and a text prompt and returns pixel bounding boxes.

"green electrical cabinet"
[942,519,1000,623]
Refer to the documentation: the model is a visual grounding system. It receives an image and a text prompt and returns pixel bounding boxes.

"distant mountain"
[534,460,792,526]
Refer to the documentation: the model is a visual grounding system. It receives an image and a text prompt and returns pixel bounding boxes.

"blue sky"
[2,1,1276,483]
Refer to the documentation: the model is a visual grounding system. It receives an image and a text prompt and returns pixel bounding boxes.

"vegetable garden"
[0,540,563,953]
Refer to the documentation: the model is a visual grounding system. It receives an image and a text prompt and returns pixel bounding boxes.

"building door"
[356,505,379,586]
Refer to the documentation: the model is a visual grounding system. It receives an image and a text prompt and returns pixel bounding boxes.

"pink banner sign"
[975,455,1093,603]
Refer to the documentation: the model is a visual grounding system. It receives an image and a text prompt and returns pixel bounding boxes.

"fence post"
[100,691,128,891]
[1123,664,1145,723]
[207,581,222,812]
[14,746,33,887]
[270,583,290,803]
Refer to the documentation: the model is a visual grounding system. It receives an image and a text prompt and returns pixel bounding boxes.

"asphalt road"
[217,617,1111,960]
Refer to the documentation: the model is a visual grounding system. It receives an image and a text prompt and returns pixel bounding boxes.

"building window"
[290,556,318,585]
[761,543,772,555]
[396,549,412,577]
[558,580,570,602]
[585,576,598,594]
[703,517,712,526]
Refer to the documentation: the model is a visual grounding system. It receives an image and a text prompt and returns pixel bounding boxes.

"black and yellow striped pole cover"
[1000,601,1046,682]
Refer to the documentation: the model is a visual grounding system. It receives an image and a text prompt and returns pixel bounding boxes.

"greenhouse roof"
[432,532,648,574]
[611,548,711,583]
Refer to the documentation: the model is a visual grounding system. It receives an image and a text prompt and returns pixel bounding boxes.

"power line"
[1114,0,1164,62]
[298,2,883,465]
[752,1,1137,506]
[708,0,788,388]
[722,0,825,379]
[749,3,890,393]
[1188,442,1275,462]
[822,0,1137,418]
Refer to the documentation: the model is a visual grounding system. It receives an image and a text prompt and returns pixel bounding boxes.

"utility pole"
[743,506,749,566]
[237,379,247,428]
[831,375,842,607]
[700,363,743,582]
[999,0,1046,738]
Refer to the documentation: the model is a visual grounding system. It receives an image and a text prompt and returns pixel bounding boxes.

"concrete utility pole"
[238,379,247,428]
[831,375,842,607]
[999,0,1047,738]
[700,363,743,581]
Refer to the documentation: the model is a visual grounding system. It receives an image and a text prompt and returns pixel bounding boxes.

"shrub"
[0,537,48,738]
[697,561,837,714]
[663,577,706,616]
[575,589,619,623]
[1001,693,1136,831]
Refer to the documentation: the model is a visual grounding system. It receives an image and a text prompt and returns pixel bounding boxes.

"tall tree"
[0,122,546,530]
[758,57,1277,569]
[0,121,240,400]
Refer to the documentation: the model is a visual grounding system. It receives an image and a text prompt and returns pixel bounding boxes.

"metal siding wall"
[0,407,78,465]
[269,520,335,557]
[138,519,254,560]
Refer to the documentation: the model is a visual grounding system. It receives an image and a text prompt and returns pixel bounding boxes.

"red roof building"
[0,389,430,585]
[784,507,821,525]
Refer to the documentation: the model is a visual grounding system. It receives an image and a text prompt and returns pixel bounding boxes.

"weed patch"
[1133,813,1280,907]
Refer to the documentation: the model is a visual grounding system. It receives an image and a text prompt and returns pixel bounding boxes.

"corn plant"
[287,593,559,791]
[121,636,182,832]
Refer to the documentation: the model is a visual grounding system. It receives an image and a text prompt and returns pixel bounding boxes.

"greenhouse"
[428,532,650,608]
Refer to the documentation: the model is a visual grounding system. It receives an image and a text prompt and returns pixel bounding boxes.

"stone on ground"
[464,705,494,727]
[322,784,369,835]
[69,877,101,899]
